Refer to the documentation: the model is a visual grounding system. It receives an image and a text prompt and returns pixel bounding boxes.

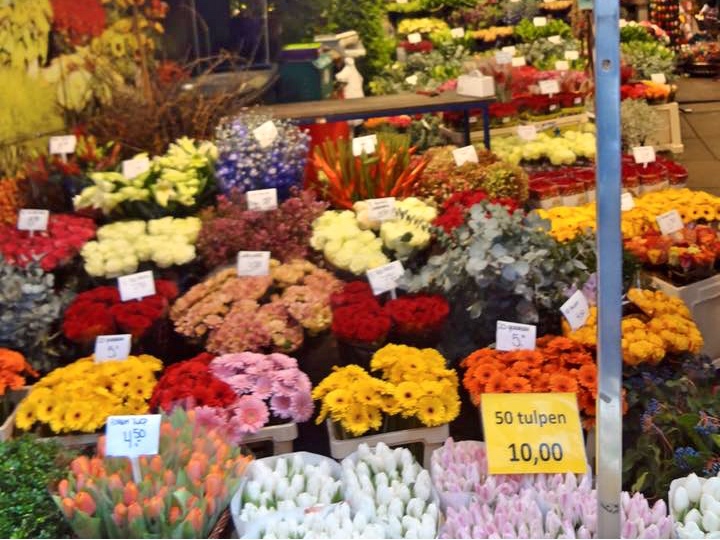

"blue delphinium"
[214,113,311,200]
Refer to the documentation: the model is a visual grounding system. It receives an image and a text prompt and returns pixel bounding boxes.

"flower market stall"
[3,0,720,538]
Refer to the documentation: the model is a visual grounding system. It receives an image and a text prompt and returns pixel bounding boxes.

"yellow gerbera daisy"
[416,395,447,426]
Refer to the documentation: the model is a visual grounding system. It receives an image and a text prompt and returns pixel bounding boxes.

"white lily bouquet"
[669,472,720,538]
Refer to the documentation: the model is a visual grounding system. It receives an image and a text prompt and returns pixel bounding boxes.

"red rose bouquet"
[385,293,450,337]
[0,214,96,271]
[330,282,391,345]
[62,280,179,345]
[433,189,520,233]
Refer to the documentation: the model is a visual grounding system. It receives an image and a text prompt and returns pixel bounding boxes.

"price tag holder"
[495,51,512,65]
[118,270,156,302]
[560,290,590,331]
[237,251,271,276]
[49,135,77,156]
[511,56,527,67]
[353,135,378,156]
[555,60,570,71]
[621,192,635,212]
[246,188,278,211]
[632,145,656,165]
[253,120,279,149]
[366,197,396,222]
[533,17,548,26]
[94,334,132,363]
[656,209,684,235]
[367,261,404,296]
[565,50,580,60]
[650,73,667,84]
[452,145,479,166]
[539,79,560,95]
[517,125,538,141]
[105,414,162,485]
[405,74,419,86]
[501,45,516,55]
[496,321,537,351]
[407,32,422,44]
[548,35,563,44]
[122,157,151,179]
[451,27,465,38]
[481,393,587,474]
[17,209,49,232]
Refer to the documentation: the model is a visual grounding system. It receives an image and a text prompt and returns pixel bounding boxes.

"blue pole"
[593,0,623,537]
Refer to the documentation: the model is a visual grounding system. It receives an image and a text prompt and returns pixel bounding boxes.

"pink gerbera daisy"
[232,395,269,434]
[290,392,314,422]
[270,394,293,419]
[252,375,273,400]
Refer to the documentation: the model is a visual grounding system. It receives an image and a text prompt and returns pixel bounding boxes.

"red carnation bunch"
[0,214,96,271]
[51,0,106,45]
[62,280,179,344]
[433,189,520,233]
[149,353,237,412]
[330,282,391,345]
[385,294,450,336]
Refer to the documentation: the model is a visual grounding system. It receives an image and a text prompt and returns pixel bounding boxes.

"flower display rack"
[326,419,449,469]
[644,271,720,361]
[37,432,100,450]
[242,422,298,456]
[0,386,29,442]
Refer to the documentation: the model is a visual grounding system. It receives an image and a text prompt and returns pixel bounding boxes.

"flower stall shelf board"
[251,90,496,149]
[0,386,29,442]
[325,419,448,469]
[643,272,720,361]
[241,421,298,456]
[37,432,99,450]
[647,102,683,154]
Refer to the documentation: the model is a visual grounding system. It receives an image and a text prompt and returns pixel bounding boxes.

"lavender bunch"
[214,113,310,199]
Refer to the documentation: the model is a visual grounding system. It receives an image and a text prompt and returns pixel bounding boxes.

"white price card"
[451,27,465,38]
[512,56,527,67]
[94,335,132,363]
[397,0,408,3]
[555,60,570,71]
[656,209,684,235]
[651,73,667,84]
[539,79,561,95]
[367,261,405,296]
[246,188,278,211]
[122,157,151,179]
[452,145,479,166]
[533,17,548,26]
[237,251,271,277]
[17,209,49,232]
[517,125,538,141]
[366,197,396,222]
[548,35,563,44]
[118,270,156,302]
[501,45,517,55]
[560,290,590,331]
[405,74,419,86]
[565,50,580,60]
[495,51,512,65]
[408,32,422,44]
[253,120,279,149]
[621,192,635,212]
[49,135,77,155]
[632,145,656,165]
[353,134,378,156]
[496,321,537,352]
[105,415,162,457]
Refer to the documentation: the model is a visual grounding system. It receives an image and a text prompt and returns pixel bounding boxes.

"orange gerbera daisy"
[472,362,502,384]
[510,361,531,375]
[577,364,597,390]
[504,376,532,393]
[578,391,596,416]
[484,374,505,393]
[549,373,578,393]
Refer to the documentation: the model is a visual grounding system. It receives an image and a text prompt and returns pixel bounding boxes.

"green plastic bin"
[278,44,334,103]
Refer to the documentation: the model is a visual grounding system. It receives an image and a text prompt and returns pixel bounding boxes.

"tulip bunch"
[53,408,251,538]
[669,473,720,538]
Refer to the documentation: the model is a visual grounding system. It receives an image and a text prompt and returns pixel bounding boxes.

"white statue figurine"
[335,57,364,99]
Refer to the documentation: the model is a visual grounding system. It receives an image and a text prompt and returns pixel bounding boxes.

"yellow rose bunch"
[15,354,162,434]
[538,188,720,241]
[562,306,598,347]
[81,216,201,277]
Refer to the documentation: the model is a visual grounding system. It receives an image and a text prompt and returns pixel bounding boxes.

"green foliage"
[514,18,573,42]
[621,99,661,150]
[420,0,476,10]
[621,40,677,80]
[0,436,76,539]
[271,0,332,43]
[620,24,656,43]
[517,37,585,71]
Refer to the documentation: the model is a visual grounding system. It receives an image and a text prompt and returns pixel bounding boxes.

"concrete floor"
[675,78,720,195]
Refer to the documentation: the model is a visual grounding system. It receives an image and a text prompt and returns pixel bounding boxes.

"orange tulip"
[149,454,163,473]
[58,478,70,498]
[123,482,139,506]
[127,502,143,523]
[112,503,127,526]
[169,505,182,524]
[71,456,90,476]
[146,496,165,519]
[61,497,75,518]
[184,507,204,533]
[75,492,96,516]
[108,473,124,492]
[204,473,223,498]
[163,469,175,486]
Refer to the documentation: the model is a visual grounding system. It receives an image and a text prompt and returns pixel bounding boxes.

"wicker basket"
[208,508,232,539]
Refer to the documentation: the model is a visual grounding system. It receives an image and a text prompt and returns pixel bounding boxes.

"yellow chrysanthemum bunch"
[15,354,162,434]
[563,288,703,365]
[313,345,460,436]
[538,188,720,242]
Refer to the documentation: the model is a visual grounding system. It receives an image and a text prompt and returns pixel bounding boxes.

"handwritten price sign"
[117,271,156,302]
[246,188,278,211]
[17,209,49,232]
[94,334,132,363]
[105,415,161,457]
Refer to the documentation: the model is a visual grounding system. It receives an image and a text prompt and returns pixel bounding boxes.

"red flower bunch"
[385,294,450,336]
[330,282,391,344]
[51,0,106,45]
[489,102,518,119]
[433,189,520,233]
[0,214,96,271]
[149,353,238,412]
[62,280,179,344]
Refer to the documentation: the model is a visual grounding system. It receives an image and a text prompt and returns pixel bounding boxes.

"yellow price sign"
[480,392,588,475]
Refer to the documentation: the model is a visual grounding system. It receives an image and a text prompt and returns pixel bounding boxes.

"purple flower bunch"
[193,352,314,443]
[214,113,310,198]
[432,439,673,539]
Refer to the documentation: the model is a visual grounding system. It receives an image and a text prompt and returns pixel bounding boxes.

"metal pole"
[593,0,623,537]
[262,0,270,66]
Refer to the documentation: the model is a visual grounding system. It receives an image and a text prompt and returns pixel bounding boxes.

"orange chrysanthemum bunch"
[461,336,598,423]
[0,348,36,397]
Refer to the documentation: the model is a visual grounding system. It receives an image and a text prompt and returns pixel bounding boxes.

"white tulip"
[297,493,316,508]
[406,498,426,519]
[386,516,403,538]
[276,521,289,538]
[404,526,418,539]
[290,474,305,493]
[418,514,437,539]
[685,508,704,526]
[362,524,387,539]
[376,484,393,506]
[674,486,691,515]
[687,474,704,504]
[290,454,304,473]
[388,498,405,519]
[275,457,288,477]
[412,470,432,502]
[425,503,439,521]
[402,516,421,534]
[244,480,262,503]
[707,532,720,539]
[277,500,296,512]
[704,510,720,533]
[353,510,369,531]
[704,478,720,497]
[258,491,273,507]
[376,472,389,489]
